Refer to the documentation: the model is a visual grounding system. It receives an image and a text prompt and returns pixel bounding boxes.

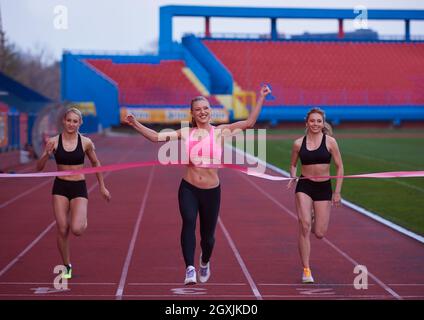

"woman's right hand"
[44,140,55,156]
[287,177,297,189]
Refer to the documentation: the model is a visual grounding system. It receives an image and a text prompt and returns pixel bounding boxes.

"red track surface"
[0,135,423,300]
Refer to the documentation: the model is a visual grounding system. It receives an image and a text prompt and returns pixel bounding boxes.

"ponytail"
[323,121,333,137]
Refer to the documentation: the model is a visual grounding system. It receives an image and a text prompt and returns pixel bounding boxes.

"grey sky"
[2,0,424,62]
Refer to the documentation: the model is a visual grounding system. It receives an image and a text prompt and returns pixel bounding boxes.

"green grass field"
[235,128,424,236]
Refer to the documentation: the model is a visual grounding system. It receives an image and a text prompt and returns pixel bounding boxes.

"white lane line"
[1,294,415,299]
[340,200,424,244]
[0,180,51,209]
[0,138,113,209]
[128,283,247,286]
[0,282,116,285]
[388,284,424,286]
[239,172,403,300]
[230,145,424,244]
[258,283,376,286]
[0,147,137,278]
[0,221,56,278]
[115,167,155,300]
[322,237,402,300]
[218,218,262,300]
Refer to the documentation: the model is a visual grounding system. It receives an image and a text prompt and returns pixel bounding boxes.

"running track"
[0,134,423,300]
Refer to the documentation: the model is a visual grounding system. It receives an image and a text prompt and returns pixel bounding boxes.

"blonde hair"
[190,96,210,128]
[64,107,83,123]
[305,107,333,136]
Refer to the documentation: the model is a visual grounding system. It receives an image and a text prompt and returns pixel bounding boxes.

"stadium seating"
[204,40,424,106]
[85,59,219,106]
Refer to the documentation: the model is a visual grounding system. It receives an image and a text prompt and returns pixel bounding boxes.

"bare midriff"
[56,164,85,181]
[301,163,331,182]
[183,166,219,189]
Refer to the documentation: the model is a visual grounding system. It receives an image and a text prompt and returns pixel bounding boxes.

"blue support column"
[28,113,36,145]
[271,18,277,40]
[405,19,410,42]
[205,16,211,38]
[338,19,344,39]
[159,8,173,54]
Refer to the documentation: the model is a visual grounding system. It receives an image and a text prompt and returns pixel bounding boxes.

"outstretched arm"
[217,85,271,134]
[36,138,55,171]
[125,114,181,142]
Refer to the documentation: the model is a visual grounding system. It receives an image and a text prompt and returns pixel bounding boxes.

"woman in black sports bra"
[36,107,111,279]
[288,108,344,284]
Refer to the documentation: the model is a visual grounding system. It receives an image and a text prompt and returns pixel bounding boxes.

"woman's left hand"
[260,85,271,97]
[101,187,112,202]
[332,192,341,207]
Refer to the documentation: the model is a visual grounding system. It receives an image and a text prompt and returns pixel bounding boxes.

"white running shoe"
[199,255,211,283]
[302,268,314,283]
[184,266,197,285]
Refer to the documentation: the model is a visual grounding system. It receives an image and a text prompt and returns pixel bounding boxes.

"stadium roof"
[0,71,51,113]
[160,5,424,20]
[159,6,424,53]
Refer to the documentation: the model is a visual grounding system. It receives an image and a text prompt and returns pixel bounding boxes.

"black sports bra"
[54,134,85,165]
[299,134,332,165]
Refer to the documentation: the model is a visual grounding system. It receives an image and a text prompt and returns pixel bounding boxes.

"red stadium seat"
[84,59,219,106]
[204,40,424,106]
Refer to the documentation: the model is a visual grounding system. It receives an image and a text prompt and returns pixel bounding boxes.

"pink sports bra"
[185,126,222,166]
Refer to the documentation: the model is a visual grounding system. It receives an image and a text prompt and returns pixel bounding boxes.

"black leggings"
[178,179,221,267]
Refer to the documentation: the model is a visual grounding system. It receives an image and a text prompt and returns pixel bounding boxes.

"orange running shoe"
[302,267,314,283]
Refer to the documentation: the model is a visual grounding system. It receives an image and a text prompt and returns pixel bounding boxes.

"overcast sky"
[2,0,424,62]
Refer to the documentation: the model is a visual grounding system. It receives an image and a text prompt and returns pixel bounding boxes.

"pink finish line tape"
[0,161,423,181]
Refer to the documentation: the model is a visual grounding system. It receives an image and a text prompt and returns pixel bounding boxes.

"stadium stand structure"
[0,72,51,168]
[62,6,424,130]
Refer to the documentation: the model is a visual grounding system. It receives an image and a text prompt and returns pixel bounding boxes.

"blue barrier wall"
[62,53,120,130]
[80,115,99,134]
[259,106,424,126]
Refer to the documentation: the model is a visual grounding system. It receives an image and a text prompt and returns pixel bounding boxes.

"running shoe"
[62,264,72,279]
[302,267,314,283]
[184,266,197,285]
[199,255,211,283]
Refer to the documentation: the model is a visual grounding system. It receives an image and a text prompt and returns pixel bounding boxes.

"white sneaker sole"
[184,279,197,285]
[199,273,210,283]
[302,277,314,284]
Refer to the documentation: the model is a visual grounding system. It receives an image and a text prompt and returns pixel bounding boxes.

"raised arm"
[125,114,181,142]
[217,85,271,134]
[36,137,56,171]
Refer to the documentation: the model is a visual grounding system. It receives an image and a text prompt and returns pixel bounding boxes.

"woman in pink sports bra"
[126,85,271,285]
